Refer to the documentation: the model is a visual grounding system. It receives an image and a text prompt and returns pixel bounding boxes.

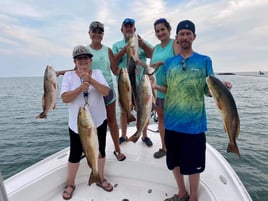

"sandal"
[96,179,113,192]
[114,151,126,161]
[119,136,128,144]
[62,184,76,200]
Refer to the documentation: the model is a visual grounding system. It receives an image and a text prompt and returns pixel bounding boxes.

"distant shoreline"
[217,72,236,75]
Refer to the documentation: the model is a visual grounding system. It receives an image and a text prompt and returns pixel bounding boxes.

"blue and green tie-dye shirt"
[163,52,214,134]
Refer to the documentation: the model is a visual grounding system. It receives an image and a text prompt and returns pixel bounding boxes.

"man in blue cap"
[162,19,211,201]
[112,18,154,147]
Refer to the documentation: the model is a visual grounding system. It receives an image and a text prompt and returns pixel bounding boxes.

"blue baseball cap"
[176,20,195,34]
[122,18,135,26]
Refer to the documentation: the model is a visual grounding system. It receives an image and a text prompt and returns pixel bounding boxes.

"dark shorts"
[104,88,116,105]
[155,98,165,109]
[68,119,108,163]
[165,129,206,175]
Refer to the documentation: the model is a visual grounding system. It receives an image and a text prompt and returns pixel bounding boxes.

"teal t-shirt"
[87,45,114,89]
[151,39,175,99]
[112,38,152,84]
[163,52,214,134]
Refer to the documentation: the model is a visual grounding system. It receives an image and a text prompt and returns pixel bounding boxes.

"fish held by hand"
[206,76,240,158]
[36,65,57,119]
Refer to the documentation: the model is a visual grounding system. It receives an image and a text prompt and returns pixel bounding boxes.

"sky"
[0,0,267,77]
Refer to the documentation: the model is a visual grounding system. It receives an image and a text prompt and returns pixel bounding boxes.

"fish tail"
[128,131,140,143]
[88,172,101,185]
[35,112,47,119]
[127,113,136,123]
[227,143,240,158]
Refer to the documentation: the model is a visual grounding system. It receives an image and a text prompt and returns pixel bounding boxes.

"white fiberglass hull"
[4,124,252,201]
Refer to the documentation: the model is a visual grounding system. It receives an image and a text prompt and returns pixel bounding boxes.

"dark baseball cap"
[176,20,195,34]
[89,21,104,32]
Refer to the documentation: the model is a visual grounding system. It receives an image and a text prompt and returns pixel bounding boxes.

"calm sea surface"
[0,72,267,201]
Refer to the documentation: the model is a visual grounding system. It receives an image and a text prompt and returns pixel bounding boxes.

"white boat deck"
[4,124,252,201]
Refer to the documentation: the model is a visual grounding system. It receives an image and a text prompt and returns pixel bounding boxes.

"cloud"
[0,0,268,77]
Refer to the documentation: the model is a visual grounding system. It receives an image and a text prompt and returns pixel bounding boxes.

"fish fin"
[41,95,45,111]
[128,131,140,143]
[127,113,136,124]
[36,112,47,119]
[223,124,227,133]
[216,101,222,110]
[53,82,57,90]
[227,143,240,158]
[53,103,56,110]
[88,172,101,185]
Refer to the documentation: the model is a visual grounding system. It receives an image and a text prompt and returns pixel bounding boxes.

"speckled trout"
[206,76,240,158]
[128,74,153,142]
[36,65,57,119]
[77,105,101,185]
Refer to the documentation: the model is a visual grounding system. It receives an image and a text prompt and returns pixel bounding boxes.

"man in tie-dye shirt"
[163,20,213,201]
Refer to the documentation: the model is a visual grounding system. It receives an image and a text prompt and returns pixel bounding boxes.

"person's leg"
[63,128,82,199]
[153,104,166,158]
[188,173,200,201]
[63,162,79,199]
[173,167,188,198]
[120,110,128,142]
[106,102,126,160]
[98,157,105,182]
[96,120,113,191]
[157,106,166,151]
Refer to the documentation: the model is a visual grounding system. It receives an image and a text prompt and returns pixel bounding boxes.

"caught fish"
[36,65,57,119]
[126,34,139,61]
[128,74,153,142]
[126,34,139,103]
[77,105,101,185]
[118,68,136,123]
[206,76,240,157]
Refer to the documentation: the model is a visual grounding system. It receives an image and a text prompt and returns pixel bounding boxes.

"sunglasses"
[181,59,186,71]
[123,18,135,25]
[154,18,167,26]
[75,55,91,60]
[92,29,103,34]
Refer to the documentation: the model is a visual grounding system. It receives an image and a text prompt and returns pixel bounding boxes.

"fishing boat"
[2,123,252,201]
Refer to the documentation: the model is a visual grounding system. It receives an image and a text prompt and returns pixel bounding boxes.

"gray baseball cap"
[72,45,93,58]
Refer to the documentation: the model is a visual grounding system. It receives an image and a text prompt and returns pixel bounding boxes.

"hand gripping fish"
[206,76,240,158]
[77,104,101,185]
[36,65,57,119]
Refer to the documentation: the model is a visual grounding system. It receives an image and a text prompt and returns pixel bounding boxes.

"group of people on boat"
[58,18,232,201]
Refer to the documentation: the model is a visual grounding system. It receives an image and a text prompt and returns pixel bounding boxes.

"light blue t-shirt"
[163,52,214,134]
[112,38,152,84]
[151,39,175,99]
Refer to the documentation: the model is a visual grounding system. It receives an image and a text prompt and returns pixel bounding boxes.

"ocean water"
[0,72,267,201]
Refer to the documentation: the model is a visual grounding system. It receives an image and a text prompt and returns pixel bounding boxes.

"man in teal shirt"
[112,18,153,147]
